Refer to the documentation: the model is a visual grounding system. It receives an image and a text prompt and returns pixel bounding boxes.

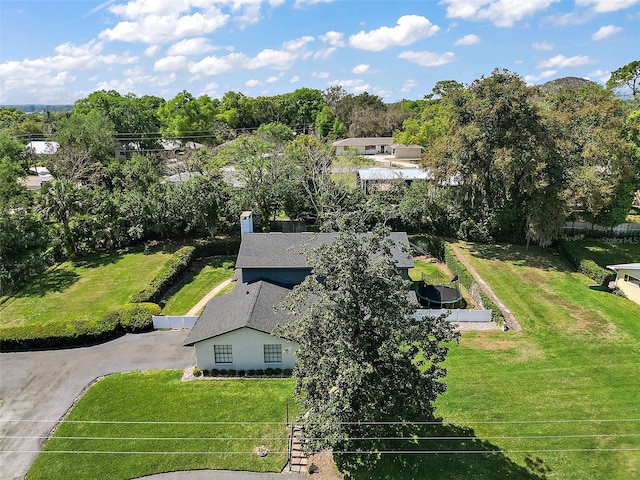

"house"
[183,280,298,370]
[389,143,423,159]
[606,263,640,305]
[357,167,432,194]
[26,141,59,155]
[333,137,393,155]
[184,217,415,370]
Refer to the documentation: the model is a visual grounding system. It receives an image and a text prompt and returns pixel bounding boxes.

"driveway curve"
[0,330,195,480]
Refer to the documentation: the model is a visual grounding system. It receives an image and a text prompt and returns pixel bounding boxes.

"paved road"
[0,331,195,480]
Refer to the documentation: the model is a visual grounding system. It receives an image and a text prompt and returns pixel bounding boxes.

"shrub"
[210,368,219,376]
[194,237,241,257]
[555,239,615,285]
[274,368,282,375]
[227,369,237,377]
[192,367,203,377]
[116,303,161,333]
[410,235,445,261]
[283,368,293,376]
[130,246,196,303]
[255,369,265,376]
[202,369,209,376]
[247,369,256,377]
[265,367,275,376]
[237,369,246,377]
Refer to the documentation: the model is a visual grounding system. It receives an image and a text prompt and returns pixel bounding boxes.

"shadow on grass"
[13,268,80,298]
[333,423,551,480]
[465,243,571,274]
[72,250,125,269]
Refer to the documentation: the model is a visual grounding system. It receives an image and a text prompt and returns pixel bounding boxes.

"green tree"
[53,110,117,164]
[606,60,640,100]
[275,227,459,454]
[37,179,86,256]
[157,90,223,145]
[286,88,325,134]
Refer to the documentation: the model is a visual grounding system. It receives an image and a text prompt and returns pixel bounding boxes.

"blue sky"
[0,0,638,105]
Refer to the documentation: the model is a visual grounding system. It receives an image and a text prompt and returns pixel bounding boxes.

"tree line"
[1,63,639,295]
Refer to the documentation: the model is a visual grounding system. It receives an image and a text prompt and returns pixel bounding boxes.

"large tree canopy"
[275,227,459,454]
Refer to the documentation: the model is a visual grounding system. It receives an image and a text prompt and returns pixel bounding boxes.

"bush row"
[193,367,293,377]
[554,239,615,285]
[0,302,161,352]
[193,237,242,257]
[130,246,197,303]
[409,235,446,261]
[444,244,505,325]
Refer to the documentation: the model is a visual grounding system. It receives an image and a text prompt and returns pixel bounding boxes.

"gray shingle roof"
[183,280,295,345]
[235,232,414,269]
[332,137,393,147]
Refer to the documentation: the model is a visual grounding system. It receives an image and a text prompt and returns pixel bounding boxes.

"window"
[214,345,232,363]
[263,344,282,363]
[624,274,640,287]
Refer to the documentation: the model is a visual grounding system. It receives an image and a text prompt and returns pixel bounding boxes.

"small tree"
[275,226,459,455]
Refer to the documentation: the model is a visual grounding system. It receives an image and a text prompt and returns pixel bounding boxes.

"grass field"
[160,256,235,315]
[567,238,640,269]
[0,246,175,328]
[340,242,640,479]
[26,372,296,480]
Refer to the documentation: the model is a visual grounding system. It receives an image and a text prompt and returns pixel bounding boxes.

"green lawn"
[341,242,640,479]
[567,239,640,269]
[27,371,296,480]
[160,256,235,315]
[0,247,175,328]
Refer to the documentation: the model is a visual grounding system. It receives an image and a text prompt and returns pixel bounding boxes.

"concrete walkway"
[139,471,307,479]
[185,277,235,316]
[0,331,195,480]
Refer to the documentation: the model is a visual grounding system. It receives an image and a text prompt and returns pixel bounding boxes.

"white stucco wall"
[393,147,422,159]
[193,327,298,371]
[616,268,640,305]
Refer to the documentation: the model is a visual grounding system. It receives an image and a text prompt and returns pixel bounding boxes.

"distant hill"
[1,105,74,113]
[539,77,598,92]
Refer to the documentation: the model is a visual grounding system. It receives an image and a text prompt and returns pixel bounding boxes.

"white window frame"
[214,345,233,364]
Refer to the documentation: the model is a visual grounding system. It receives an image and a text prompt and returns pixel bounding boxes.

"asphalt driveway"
[0,330,195,480]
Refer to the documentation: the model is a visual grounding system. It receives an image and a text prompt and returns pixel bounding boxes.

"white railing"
[152,316,198,329]
[415,309,493,322]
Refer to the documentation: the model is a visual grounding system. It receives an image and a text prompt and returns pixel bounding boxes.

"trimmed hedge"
[130,246,196,303]
[194,237,241,257]
[555,239,615,285]
[444,244,505,325]
[0,302,161,351]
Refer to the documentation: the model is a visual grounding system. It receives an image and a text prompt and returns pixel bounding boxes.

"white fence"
[153,316,198,329]
[564,221,640,234]
[415,309,493,323]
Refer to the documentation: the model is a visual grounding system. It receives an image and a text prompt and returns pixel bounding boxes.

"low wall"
[415,309,492,323]
[153,316,198,329]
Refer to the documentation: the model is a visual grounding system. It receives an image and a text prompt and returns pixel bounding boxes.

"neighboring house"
[357,167,431,194]
[333,137,393,155]
[606,263,640,305]
[184,218,415,370]
[389,143,423,159]
[26,141,59,155]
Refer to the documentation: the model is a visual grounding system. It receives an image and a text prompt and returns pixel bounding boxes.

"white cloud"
[523,70,557,84]
[532,41,554,50]
[319,31,345,47]
[329,78,373,94]
[537,54,593,68]
[294,0,335,8]
[100,4,229,44]
[189,53,246,76]
[352,64,370,74]
[0,40,137,94]
[283,36,315,51]
[454,34,480,46]
[398,50,456,67]
[401,79,418,92]
[592,25,622,40]
[96,70,176,93]
[349,15,440,51]
[576,0,640,12]
[586,69,610,83]
[154,55,188,71]
[290,75,301,83]
[245,49,297,70]
[312,71,330,78]
[145,45,161,56]
[168,37,215,55]
[245,79,263,87]
[313,47,337,60]
[442,0,558,27]
[266,75,280,83]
